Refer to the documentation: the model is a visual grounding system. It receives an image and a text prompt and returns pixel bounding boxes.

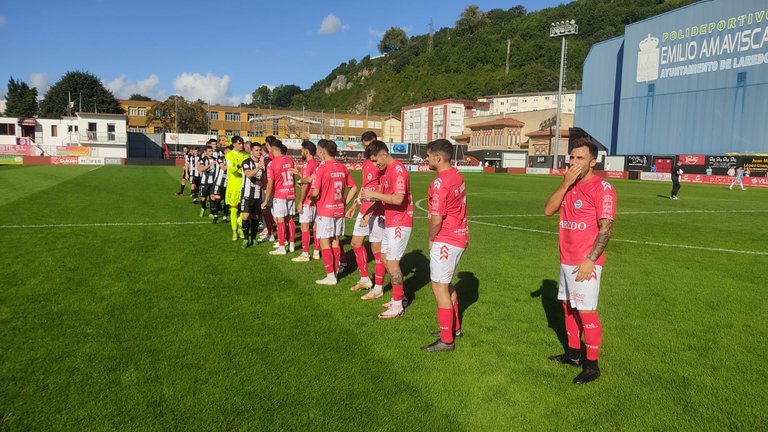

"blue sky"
[0,0,567,104]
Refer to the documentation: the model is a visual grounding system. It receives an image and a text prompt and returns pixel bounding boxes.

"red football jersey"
[301,158,319,205]
[360,159,383,216]
[559,175,616,266]
[311,160,356,218]
[380,159,413,228]
[267,155,296,199]
[428,167,468,248]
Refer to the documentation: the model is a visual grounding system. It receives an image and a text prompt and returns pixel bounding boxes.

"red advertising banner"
[681,174,768,188]
[678,154,706,166]
[51,156,79,165]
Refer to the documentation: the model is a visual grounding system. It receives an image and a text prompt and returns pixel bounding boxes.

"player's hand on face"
[564,164,582,186]
[573,259,595,282]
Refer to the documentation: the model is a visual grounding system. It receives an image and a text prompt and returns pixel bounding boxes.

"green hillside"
[298,0,699,114]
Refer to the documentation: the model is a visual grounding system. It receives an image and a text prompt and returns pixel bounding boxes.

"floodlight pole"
[550,20,577,170]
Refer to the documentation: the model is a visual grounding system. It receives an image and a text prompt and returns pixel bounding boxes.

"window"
[737,72,747,86]
[330,118,344,127]
[0,124,14,135]
[87,122,97,140]
[367,120,381,129]
[334,135,344,141]
[209,112,219,120]
[647,83,655,96]
[128,126,147,133]
[51,125,58,137]
[272,119,279,136]
[225,112,241,121]
[68,125,79,133]
[209,130,218,136]
[154,127,165,134]
[247,113,256,121]
[226,130,240,136]
[348,136,361,142]
[349,119,363,128]
[107,124,116,141]
[129,107,139,116]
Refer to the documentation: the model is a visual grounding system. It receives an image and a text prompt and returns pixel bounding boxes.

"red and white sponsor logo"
[560,220,587,231]
[439,245,450,260]
[51,156,79,165]
[394,227,402,239]
[601,196,613,215]
[678,154,706,166]
[432,178,443,190]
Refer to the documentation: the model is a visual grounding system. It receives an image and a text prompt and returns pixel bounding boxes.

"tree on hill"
[271,85,302,108]
[128,94,152,101]
[38,71,124,118]
[4,77,38,118]
[455,5,490,36]
[146,96,208,133]
[250,85,272,108]
[378,27,408,54]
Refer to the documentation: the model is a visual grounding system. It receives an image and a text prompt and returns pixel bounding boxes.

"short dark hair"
[319,140,338,157]
[206,139,217,145]
[273,140,287,155]
[231,136,244,144]
[367,140,389,157]
[205,145,213,150]
[265,135,277,145]
[571,138,598,160]
[361,131,377,142]
[301,140,317,155]
[251,142,262,148]
[426,139,453,161]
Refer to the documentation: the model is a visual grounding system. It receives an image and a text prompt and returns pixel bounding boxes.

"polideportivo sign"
[635,3,768,83]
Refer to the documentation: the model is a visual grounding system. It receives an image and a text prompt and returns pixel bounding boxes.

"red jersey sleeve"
[597,179,617,220]
[267,161,276,182]
[428,180,449,217]
[393,168,408,195]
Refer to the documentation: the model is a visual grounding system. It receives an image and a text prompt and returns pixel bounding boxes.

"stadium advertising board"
[640,172,672,181]
[55,146,91,157]
[164,133,217,145]
[0,145,36,156]
[337,141,365,152]
[707,155,738,169]
[678,154,706,165]
[681,173,768,188]
[78,157,105,165]
[51,156,79,165]
[104,157,123,165]
[388,143,409,155]
[526,167,551,175]
[626,155,650,167]
[741,156,768,174]
[0,154,24,165]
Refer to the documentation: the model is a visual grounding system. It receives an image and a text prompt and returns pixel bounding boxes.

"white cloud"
[173,72,248,105]
[319,14,348,35]
[0,16,6,28]
[242,94,253,105]
[369,27,385,38]
[105,74,165,100]
[29,73,50,97]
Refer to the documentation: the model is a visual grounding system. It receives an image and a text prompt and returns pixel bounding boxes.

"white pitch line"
[0,221,211,229]
[415,198,768,255]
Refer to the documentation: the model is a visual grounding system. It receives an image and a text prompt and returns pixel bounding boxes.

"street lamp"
[549,19,577,170]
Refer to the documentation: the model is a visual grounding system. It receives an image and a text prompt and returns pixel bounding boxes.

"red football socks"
[373,252,385,286]
[353,246,369,278]
[301,231,310,253]
[321,249,334,275]
[438,307,454,344]
[392,284,404,302]
[276,221,286,247]
[287,219,296,243]
[580,312,602,361]
[332,246,341,272]
[563,303,582,351]
[452,300,461,331]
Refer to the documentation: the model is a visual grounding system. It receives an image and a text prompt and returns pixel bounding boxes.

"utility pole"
[428,18,434,53]
[550,20,578,170]
[505,39,511,76]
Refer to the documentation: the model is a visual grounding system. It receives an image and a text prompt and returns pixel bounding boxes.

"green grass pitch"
[1,165,767,431]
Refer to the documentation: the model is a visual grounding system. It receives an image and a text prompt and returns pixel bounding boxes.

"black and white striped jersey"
[214,156,227,188]
[188,155,200,177]
[241,158,265,200]
[199,156,216,185]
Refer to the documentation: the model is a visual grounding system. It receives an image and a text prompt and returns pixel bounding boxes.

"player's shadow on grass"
[400,250,431,305]
[656,194,672,199]
[530,279,567,350]
[455,272,479,324]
